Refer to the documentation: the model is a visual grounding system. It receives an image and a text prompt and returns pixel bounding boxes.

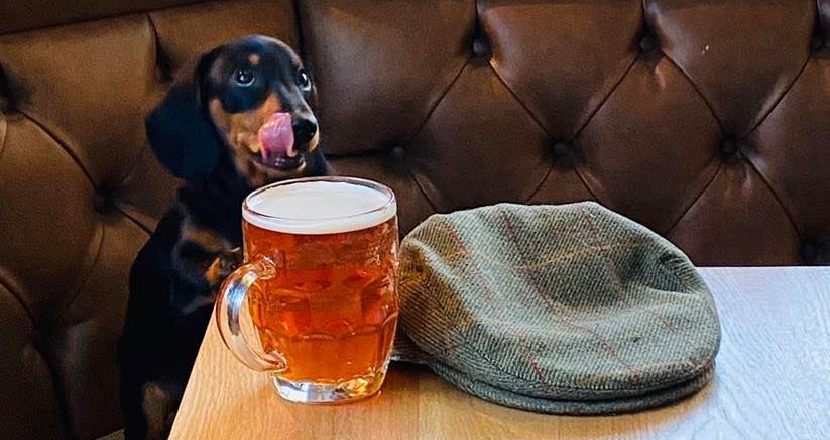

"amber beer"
[217,177,398,403]
[243,214,398,384]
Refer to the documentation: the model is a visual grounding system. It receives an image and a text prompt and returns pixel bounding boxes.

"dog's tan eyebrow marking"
[248,54,260,65]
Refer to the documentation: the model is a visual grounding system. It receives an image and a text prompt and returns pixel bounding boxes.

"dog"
[119,35,329,440]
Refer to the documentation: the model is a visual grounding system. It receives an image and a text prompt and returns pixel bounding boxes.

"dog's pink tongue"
[258,112,295,162]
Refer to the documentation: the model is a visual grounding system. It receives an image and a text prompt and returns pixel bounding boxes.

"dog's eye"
[298,70,312,92]
[234,68,255,86]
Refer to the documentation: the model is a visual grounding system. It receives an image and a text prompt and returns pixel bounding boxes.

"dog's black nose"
[292,118,318,145]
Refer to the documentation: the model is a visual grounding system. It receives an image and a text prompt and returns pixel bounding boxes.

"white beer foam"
[243,180,396,234]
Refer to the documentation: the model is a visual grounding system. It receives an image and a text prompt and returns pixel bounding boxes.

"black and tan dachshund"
[119,35,329,440]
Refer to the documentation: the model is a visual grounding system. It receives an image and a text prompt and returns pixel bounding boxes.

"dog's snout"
[292,118,317,145]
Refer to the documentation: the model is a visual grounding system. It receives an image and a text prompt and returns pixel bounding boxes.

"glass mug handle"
[215,256,285,372]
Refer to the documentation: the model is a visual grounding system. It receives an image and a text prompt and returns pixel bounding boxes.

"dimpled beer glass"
[216,176,398,403]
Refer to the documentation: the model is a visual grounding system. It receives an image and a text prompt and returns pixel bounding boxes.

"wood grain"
[170,267,830,440]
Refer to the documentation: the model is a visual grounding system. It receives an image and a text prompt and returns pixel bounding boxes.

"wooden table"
[170,268,830,439]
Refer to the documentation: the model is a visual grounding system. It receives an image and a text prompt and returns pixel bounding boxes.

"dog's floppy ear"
[145,51,220,180]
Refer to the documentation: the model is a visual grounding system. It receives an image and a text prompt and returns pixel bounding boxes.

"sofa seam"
[484,19,640,205]
[739,30,815,142]
[14,108,97,187]
[112,201,154,235]
[741,153,805,241]
[486,62,578,205]
[0,280,68,438]
[0,274,39,331]
[146,11,163,78]
[386,0,477,214]
[659,42,727,136]
[664,160,724,235]
[522,160,557,204]
[399,55,472,149]
[107,14,159,196]
[479,0,556,141]
[574,58,640,141]
[290,0,306,61]
[552,52,640,206]
[737,51,813,241]
[402,56,471,214]
[486,63,553,140]
[0,0,214,37]
[52,222,106,322]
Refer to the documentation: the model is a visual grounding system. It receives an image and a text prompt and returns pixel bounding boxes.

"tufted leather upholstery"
[1,0,828,438]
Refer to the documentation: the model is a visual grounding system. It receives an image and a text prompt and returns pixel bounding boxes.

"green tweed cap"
[396,202,720,415]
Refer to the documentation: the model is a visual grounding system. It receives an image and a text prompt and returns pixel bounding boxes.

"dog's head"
[146,35,323,186]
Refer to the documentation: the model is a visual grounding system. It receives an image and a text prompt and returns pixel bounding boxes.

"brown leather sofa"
[1,1,828,438]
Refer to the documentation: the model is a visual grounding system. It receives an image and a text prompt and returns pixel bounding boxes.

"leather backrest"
[1,1,828,438]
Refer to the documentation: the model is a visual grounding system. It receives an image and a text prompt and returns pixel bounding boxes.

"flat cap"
[397,202,720,414]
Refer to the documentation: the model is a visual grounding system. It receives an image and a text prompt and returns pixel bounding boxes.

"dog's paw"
[206,247,242,286]
[220,247,244,275]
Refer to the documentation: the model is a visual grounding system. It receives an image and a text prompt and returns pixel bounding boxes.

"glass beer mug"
[216,176,399,403]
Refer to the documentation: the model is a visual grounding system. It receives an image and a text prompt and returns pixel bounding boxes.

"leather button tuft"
[552,141,570,159]
[94,194,110,213]
[391,145,405,159]
[638,33,658,53]
[720,137,738,155]
[0,66,11,113]
[94,186,115,213]
[472,37,491,58]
